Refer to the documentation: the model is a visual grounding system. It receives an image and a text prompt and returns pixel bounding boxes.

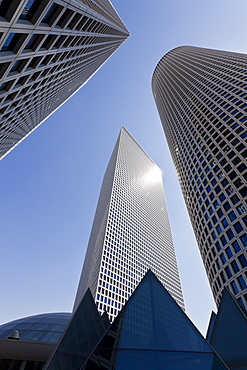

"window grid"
[0,0,129,158]
[152,46,247,309]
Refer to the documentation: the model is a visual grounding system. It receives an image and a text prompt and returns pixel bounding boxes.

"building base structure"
[46,271,229,370]
[206,288,247,369]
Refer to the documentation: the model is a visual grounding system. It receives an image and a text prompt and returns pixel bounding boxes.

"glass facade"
[152,46,247,309]
[73,127,184,322]
[81,271,228,369]
[0,313,71,343]
[45,289,110,369]
[206,288,247,369]
[2,273,228,369]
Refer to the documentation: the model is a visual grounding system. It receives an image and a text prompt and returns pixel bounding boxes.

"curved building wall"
[0,313,71,343]
[152,46,247,308]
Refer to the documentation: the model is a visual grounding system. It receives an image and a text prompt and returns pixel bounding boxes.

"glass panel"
[1,33,15,51]
[20,330,43,341]
[41,331,61,343]
[115,350,215,370]
[19,0,36,19]
[84,271,222,370]
[212,355,229,370]
[46,290,107,369]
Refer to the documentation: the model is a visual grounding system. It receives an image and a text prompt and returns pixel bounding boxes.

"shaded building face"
[0,272,230,369]
[152,46,247,309]
[206,288,247,369]
[84,272,228,370]
[74,127,184,321]
[0,0,129,159]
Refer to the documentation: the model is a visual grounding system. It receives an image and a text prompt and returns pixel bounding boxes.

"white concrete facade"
[0,0,128,158]
[74,127,184,321]
[152,46,247,309]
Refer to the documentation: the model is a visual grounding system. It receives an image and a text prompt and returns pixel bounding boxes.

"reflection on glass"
[1,33,15,51]
[19,0,36,20]
[82,271,228,369]
[0,313,71,343]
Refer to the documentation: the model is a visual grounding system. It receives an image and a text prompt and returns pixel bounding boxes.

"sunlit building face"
[152,45,247,309]
[74,127,184,321]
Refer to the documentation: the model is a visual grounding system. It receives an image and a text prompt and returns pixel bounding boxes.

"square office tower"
[74,127,184,321]
[0,0,128,159]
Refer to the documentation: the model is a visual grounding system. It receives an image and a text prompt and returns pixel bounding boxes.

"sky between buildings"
[1,0,247,334]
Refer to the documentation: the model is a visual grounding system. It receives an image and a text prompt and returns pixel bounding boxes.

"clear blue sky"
[1,0,247,334]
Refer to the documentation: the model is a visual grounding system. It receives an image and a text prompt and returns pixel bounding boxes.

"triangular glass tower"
[207,288,247,368]
[82,271,228,369]
[44,289,110,370]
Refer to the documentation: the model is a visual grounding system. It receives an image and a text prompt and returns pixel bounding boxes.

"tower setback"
[152,45,247,309]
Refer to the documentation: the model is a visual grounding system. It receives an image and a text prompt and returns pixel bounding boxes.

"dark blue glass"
[215,242,221,251]
[237,276,247,290]
[225,266,232,278]
[215,185,221,193]
[238,253,247,267]
[216,225,222,235]
[217,209,223,218]
[213,200,219,209]
[221,218,228,228]
[226,229,234,240]
[212,232,217,240]
[83,271,228,369]
[225,247,233,259]
[231,281,239,294]
[220,236,227,247]
[232,241,241,253]
[220,253,226,264]
[1,33,15,51]
[223,202,230,211]
[0,313,71,343]
[231,260,240,273]
[240,116,247,123]
[210,193,215,200]
[0,82,7,90]
[42,3,58,24]
[233,222,244,233]
[240,234,247,247]
[19,0,36,20]
[219,193,226,202]
[228,211,237,221]
[212,215,217,224]
[116,350,215,370]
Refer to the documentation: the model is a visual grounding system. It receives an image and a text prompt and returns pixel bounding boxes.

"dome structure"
[0,312,71,343]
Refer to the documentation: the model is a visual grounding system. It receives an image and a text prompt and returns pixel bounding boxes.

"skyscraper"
[74,127,184,321]
[0,0,128,159]
[152,45,247,309]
